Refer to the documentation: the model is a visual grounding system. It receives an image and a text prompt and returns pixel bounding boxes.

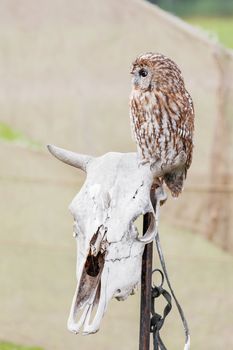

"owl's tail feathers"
[164,170,185,197]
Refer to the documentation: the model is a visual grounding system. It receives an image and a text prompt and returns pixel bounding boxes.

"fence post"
[139,213,153,350]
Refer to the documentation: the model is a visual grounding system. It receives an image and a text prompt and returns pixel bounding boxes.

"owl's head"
[130,52,183,91]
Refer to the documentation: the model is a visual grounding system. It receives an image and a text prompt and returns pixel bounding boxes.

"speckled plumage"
[130,52,194,197]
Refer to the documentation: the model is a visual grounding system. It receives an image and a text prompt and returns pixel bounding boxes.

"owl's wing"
[179,95,195,174]
[165,104,194,196]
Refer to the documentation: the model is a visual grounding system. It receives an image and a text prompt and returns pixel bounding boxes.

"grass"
[0,122,41,149]
[0,342,43,350]
[185,16,233,48]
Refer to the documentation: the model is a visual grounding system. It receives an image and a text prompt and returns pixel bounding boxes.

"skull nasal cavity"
[85,252,102,277]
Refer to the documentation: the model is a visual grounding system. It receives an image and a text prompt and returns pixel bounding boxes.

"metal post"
[139,213,153,350]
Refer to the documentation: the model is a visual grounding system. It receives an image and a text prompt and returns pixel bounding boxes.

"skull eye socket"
[139,68,148,77]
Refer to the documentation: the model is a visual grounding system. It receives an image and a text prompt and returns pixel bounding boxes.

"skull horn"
[137,212,156,244]
[47,144,93,172]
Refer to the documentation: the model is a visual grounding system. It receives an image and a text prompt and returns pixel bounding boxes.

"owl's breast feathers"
[130,88,194,173]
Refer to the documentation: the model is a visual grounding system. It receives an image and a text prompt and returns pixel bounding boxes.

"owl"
[130,52,194,197]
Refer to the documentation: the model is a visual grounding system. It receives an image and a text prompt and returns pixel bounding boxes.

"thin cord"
[154,199,190,350]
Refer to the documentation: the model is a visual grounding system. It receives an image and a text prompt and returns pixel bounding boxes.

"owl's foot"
[156,185,168,205]
[150,151,187,175]
[149,160,164,175]
[138,158,150,167]
[150,183,167,209]
[148,157,161,171]
[175,151,187,167]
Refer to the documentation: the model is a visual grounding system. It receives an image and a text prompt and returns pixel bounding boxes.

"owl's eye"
[139,68,148,77]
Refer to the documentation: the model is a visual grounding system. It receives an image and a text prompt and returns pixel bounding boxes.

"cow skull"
[47,145,186,335]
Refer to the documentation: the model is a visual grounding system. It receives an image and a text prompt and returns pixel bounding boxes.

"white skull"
[47,145,186,335]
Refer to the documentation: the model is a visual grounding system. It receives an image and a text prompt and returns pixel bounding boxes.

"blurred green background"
[148,0,233,17]
[186,16,233,48]
[0,342,42,350]
[0,0,232,349]
[148,0,233,48]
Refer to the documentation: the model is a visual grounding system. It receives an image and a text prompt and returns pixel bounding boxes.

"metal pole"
[139,213,153,350]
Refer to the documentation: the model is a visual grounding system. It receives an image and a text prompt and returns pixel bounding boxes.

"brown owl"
[130,52,194,197]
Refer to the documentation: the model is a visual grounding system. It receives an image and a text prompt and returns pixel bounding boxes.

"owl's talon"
[161,163,166,171]
[150,159,162,172]
[155,186,168,205]
[176,151,187,165]
[150,185,167,209]
[138,159,149,167]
